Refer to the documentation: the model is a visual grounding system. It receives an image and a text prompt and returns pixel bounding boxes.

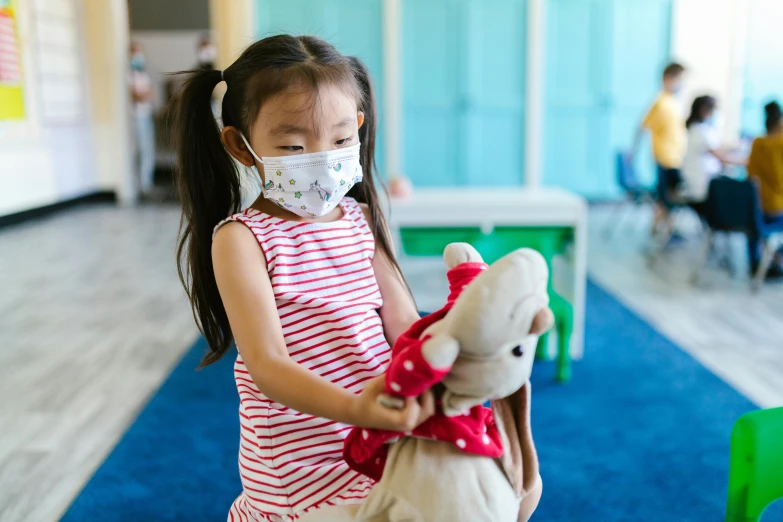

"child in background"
[680,95,744,215]
[746,101,783,278]
[129,41,155,197]
[631,62,687,232]
[173,35,434,521]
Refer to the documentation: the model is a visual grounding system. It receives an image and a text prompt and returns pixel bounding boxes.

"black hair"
[663,62,685,79]
[172,35,406,367]
[765,101,782,134]
[686,95,717,129]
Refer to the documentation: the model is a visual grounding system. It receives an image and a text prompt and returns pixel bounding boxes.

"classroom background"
[1,0,782,521]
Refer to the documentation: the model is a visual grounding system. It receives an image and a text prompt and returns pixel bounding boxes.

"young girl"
[680,95,743,214]
[173,35,434,521]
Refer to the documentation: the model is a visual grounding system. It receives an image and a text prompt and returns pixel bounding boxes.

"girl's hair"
[765,101,782,134]
[685,95,716,129]
[173,35,405,367]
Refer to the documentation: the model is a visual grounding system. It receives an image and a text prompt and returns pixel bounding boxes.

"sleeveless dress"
[215,198,390,521]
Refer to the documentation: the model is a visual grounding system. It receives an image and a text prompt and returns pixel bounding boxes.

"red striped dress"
[214,197,389,522]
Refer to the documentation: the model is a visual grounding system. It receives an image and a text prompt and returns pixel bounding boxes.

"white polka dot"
[483,425,488,433]
[403,360,414,371]
[390,382,402,392]
[362,430,369,440]
[375,458,381,464]
[405,431,412,436]
[483,434,491,445]
[456,438,466,449]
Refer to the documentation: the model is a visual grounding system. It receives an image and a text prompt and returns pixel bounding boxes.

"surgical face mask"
[241,135,363,218]
[130,54,145,71]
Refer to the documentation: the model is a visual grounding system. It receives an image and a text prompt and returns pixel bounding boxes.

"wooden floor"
[1,201,782,521]
[588,204,783,409]
[0,204,195,522]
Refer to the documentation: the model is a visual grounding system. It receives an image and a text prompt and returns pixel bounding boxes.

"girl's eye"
[279,146,303,152]
[335,136,353,146]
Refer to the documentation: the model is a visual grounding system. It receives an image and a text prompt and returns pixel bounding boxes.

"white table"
[386,187,588,357]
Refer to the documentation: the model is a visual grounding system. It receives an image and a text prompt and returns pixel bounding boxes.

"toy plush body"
[344,243,552,522]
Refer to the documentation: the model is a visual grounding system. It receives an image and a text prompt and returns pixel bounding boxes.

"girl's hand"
[350,374,435,432]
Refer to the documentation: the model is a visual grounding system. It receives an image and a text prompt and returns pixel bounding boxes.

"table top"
[386,186,588,227]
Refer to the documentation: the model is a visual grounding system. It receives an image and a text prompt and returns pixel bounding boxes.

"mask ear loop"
[240,134,264,165]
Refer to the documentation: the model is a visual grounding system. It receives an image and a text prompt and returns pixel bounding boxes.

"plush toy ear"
[443,242,484,269]
[492,382,542,521]
[421,334,460,369]
[441,391,485,417]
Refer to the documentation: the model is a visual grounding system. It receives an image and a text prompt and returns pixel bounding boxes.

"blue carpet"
[62,281,783,521]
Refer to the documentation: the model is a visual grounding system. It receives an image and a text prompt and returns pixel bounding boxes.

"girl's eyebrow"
[269,123,309,137]
[333,117,353,129]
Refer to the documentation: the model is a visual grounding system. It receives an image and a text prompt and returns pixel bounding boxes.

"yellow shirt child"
[747,135,783,215]
[642,91,686,169]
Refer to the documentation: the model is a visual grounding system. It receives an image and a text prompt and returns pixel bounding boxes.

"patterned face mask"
[241,136,363,218]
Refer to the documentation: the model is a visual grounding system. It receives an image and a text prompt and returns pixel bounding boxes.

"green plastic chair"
[399,226,575,382]
[726,406,783,522]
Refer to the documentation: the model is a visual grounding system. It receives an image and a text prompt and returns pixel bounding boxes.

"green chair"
[726,407,783,522]
[399,226,575,382]
[538,292,573,382]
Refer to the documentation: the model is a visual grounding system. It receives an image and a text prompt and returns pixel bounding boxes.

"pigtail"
[173,68,241,367]
[347,56,413,297]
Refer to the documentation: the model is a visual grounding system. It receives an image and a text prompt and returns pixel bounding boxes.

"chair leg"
[602,200,629,239]
[646,220,673,266]
[751,239,776,292]
[556,321,572,383]
[691,230,713,285]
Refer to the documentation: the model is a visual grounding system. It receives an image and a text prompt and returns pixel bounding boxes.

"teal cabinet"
[544,0,671,198]
[402,0,527,187]
[255,0,386,172]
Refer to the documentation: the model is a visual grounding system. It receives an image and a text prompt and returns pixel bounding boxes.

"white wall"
[0,0,94,216]
[671,0,747,144]
[0,0,132,216]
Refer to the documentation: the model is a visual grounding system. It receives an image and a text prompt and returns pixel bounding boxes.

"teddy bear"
[342,242,553,522]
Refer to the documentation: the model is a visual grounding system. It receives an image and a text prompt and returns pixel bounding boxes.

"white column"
[83,0,134,205]
[382,0,402,178]
[210,0,255,69]
[111,0,134,205]
[524,0,545,188]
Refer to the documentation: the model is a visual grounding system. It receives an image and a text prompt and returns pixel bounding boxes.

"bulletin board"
[0,0,25,120]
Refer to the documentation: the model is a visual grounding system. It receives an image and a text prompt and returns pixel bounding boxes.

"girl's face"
[224,83,364,181]
[702,106,716,123]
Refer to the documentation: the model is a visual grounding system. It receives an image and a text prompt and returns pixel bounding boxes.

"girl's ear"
[221,126,256,167]
[357,111,365,130]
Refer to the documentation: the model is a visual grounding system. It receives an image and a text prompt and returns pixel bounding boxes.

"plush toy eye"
[511,345,524,357]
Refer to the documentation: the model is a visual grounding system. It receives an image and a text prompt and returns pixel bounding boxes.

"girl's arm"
[361,205,421,346]
[710,148,747,166]
[212,222,433,430]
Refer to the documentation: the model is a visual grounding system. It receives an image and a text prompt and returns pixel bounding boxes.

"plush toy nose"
[530,307,554,335]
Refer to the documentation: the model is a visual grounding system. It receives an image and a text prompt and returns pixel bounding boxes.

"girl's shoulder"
[212,208,266,241]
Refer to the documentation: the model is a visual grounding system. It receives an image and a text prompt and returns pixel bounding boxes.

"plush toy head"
[422,243,553,417]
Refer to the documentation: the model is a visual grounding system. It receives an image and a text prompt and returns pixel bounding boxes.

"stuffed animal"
[343,242,553,522]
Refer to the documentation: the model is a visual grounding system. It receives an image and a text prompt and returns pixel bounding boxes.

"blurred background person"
[631,63,687,235]
[746,101,783,277]
[196,33,216,70]
[130,40,156,197]
[680,95,745,216]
